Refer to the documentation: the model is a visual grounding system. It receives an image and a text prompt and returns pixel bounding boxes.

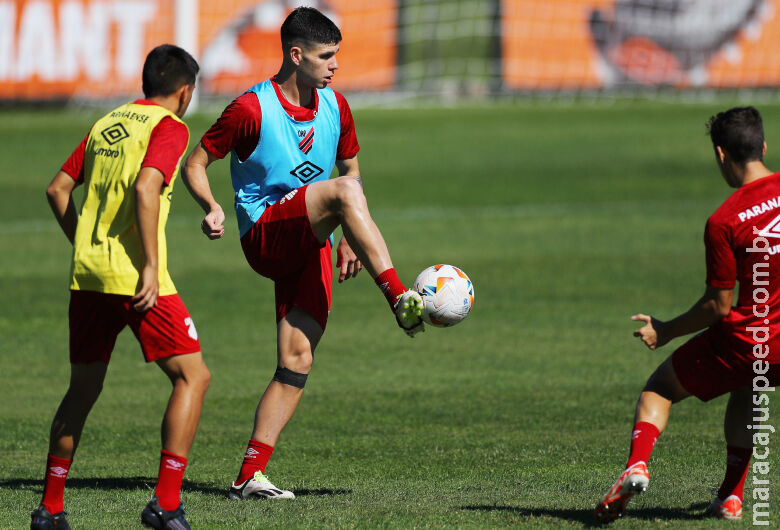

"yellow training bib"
[70,102,187,296]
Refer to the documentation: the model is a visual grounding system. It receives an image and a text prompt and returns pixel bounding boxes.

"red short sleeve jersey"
[706,172,780,362]
[61,100,188,186]
[200,79,359,162]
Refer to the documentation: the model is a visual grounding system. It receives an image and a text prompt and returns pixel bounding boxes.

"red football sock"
[154,450,188,512]
[235,439,274,486]
[625,421,660,469]
[41,454,72,514]
[375,268,406,310]
[717,446,752,500]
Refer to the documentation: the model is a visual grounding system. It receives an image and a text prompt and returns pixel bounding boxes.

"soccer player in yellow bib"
[32,45,210,530]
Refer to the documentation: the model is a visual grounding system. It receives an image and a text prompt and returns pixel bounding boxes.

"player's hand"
[132,264,159,312]
[202,205,225,240]
[631,314,669,350]
[336,237,362,283]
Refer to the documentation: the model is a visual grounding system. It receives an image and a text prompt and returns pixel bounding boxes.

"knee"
[190,364,211,394]
[332,176,365,210]
[280,343,314,374]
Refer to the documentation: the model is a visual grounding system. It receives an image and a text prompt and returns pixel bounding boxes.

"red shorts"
[240,185,332,331]
[672,329,780,402]
[69,290,201,364]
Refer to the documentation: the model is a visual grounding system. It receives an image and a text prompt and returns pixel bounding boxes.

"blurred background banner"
[0,0,397,100]
[2,0,780,101]
[502,0,780,90]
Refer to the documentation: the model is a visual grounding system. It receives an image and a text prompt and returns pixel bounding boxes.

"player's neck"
[738,161,774,187]
[273,71,313,107]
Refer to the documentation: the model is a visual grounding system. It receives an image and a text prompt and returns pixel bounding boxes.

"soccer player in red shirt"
[595,106,780,523]
[33,45,210,530]
[182,7,424,499]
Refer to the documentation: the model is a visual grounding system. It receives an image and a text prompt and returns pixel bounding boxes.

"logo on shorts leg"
[279,189,298,205]
[290,161,323,183]
[184,317,198,340]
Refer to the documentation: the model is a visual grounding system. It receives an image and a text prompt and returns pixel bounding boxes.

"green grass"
[1,101,779,528]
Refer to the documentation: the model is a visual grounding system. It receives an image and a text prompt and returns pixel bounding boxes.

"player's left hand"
[631,314,668,350]
[132,264,159,312]
[336,237,362,282]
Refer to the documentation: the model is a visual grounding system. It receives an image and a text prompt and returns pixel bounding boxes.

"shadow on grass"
[1,477,352,499]
[460,502,710,526]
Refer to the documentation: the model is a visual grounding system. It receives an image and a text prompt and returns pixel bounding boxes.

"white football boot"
[395,290,425,337]
[228,471,295,500]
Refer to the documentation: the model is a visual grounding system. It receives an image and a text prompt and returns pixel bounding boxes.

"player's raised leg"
[305,176,423,336]
[595,357,689,523]
[229,308,319,500]
[705,387,752,520]
[141,352,210,530]
[32,362,107,530]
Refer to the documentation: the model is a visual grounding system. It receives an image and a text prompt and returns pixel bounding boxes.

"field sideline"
[1,102,778,528]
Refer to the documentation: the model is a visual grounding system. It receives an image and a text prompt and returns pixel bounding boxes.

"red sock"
[41,454,71,514]
[717,446,752,500]
[235,439,274,485]
[375,268,406,310]
[154,450,188,512]
[625,421,660,469]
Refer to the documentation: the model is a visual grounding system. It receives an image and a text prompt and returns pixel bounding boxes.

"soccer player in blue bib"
[182,7,424,498]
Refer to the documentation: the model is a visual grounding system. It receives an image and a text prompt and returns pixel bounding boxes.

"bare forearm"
[46,171,79,244]
[664,298,724,339]
[47,192,77,244]
[136,178,161,267]
[182,145,221,214]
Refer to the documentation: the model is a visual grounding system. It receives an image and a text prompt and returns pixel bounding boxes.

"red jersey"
[706,172,780,363]
[201,79,359,162]
[61,99,189,185]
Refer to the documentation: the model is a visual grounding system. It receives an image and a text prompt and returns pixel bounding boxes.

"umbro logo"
[100,123,129,145]
[164,458,186,471]
[48,466,68,478]
[246,448,260,458]
[290,161,323,183]
[757,213,780,239]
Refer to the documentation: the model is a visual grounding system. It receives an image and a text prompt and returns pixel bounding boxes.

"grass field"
[1,101,779,528]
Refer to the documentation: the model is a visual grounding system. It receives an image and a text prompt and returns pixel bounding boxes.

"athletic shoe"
[228,470,295,499]
[594,461,650,523]
[141,496,191,530]
[705,494,742,520]
[395,290,424,337]
[30,505,71,530]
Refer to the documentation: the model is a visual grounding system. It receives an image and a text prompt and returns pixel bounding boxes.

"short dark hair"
[280,7,342,49]
[707,106,765,165]
[142,44,199,98]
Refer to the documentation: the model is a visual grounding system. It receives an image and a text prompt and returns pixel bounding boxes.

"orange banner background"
[502,0,780,89]
[0,0,396,100]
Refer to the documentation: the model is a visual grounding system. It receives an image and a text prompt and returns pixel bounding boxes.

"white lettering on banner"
[16,1,58,81]
[115,1,157,79]
[59,1,111,80]
[0,0,157,82]
[0,3,15,79]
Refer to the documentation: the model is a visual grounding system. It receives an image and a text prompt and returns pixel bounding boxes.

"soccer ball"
[413,264,474,327]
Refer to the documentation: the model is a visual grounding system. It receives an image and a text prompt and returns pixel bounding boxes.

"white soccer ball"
[413,264,474,327]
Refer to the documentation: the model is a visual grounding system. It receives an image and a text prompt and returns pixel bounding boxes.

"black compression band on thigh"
[272,366,309,389]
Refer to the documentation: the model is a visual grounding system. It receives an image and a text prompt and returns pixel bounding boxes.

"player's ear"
[763,141,767,157]
[289,45,304,66]
[715,145,727,164]
[175,83,194,117]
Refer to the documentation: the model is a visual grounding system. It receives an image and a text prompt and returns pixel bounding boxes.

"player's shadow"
[0,477,224,497]
[0,477,351,498]
[460,502,710,526]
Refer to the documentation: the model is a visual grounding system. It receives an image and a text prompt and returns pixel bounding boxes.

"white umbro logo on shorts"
[184,317,198,340]
[279,189,298,205]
